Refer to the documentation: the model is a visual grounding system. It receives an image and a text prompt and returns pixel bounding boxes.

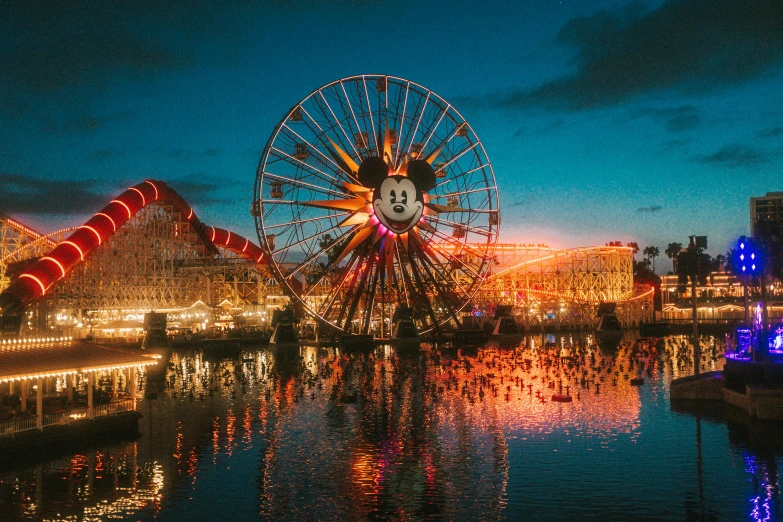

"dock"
[0,338,159,452]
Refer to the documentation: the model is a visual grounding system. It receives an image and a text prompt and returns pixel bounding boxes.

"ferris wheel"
[253,75,499,335]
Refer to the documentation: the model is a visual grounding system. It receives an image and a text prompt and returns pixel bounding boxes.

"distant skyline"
[2,0,782,272]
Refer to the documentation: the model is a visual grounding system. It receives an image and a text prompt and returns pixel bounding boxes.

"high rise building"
[751,192,783,236]
[750,191,783,278]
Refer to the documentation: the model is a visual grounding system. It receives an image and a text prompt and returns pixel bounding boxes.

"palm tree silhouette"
[665,242,683,273]
[643,245,660,273]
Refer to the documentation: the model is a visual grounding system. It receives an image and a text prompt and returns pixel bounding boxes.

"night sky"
[2,0,782,271]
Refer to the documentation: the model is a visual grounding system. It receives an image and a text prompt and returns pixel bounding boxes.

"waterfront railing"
[0,398,136,437]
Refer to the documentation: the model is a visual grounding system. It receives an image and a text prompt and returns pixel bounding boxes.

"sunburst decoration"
[254,75,500,336]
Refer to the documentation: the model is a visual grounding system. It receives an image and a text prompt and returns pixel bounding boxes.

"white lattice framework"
[474,244,653,328]
[42,203,268,314]
[0,213,72,293]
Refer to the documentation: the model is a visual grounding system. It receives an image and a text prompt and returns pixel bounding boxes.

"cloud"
[39,111,135,135]
[89,148,126,160]
[694,144,772,169]
[167,176,239,206]
[630,105,701,133]
[0,3,193,95]
[512,119,565,139]
[759,127,783,138]
[0,172,110,214]
[636,205,662,213]
[0,2,210,120]
[163,148,223,160]
[489,0,783,111]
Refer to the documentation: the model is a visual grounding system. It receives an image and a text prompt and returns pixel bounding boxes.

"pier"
[0,338,158,450]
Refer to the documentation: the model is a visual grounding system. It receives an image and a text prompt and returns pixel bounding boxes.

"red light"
[79,225,102,245]
[19,274,46,296]
[95,213,116,232]
[111,200,132,219]
[129,187,146,206]
[242,239,249,253]
[144,180,159,200]
[41,256,66,278]
[210,227,216,242]
[62,240,84,261]
[225,231,231,246]
[187,208,194,220]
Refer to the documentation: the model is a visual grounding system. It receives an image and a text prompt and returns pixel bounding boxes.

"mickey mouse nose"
[393,205,405,214]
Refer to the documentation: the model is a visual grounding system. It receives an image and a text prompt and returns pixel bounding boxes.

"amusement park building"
[660,273,783,322]
[1,183,653,336]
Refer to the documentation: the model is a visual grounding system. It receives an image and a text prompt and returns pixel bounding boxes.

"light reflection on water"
[0,333,781,521]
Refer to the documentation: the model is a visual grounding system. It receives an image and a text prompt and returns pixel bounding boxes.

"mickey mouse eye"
[401,191,408,204]
[390,189,397,203]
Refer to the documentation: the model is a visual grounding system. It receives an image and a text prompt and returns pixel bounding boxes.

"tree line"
[605,241,733,275]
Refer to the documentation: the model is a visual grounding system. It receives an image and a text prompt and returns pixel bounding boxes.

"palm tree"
[665,242,683,273]
[626,242,640,259]
[725,249,736,274]
[643,246,660,273]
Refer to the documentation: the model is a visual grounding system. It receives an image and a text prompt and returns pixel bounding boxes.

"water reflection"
[671,399,783,521]
[0,445,163,520]
[1,333,780,520]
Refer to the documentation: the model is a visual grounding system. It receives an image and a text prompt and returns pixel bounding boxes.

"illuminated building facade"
[660,273,783,321]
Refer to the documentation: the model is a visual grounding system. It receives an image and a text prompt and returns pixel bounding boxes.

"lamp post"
[687,236,708,375]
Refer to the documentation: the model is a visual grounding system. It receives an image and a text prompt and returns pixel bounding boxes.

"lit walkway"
[0,338,158,437]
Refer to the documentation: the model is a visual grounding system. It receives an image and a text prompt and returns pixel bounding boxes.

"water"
[1,333,782,521]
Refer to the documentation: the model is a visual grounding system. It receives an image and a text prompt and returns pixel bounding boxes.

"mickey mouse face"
[358,156,436,235]
[374,176,423,233]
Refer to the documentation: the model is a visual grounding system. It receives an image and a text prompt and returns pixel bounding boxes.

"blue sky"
[2,0,782,271]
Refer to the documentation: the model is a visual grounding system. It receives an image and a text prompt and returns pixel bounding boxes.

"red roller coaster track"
[0,179,265,316]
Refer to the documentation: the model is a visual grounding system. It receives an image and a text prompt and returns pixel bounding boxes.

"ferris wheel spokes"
[255,75,499,335]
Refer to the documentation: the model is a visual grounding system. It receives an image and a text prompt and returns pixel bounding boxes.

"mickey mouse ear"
[358,156,388,188]
[407,160,436,192]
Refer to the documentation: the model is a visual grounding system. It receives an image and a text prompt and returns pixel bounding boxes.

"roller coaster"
[0,180,273,336]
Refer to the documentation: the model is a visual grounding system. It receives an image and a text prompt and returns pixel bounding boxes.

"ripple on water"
[0,334,780,521]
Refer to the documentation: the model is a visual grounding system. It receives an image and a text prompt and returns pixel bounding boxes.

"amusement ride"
[253,75,500,336]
